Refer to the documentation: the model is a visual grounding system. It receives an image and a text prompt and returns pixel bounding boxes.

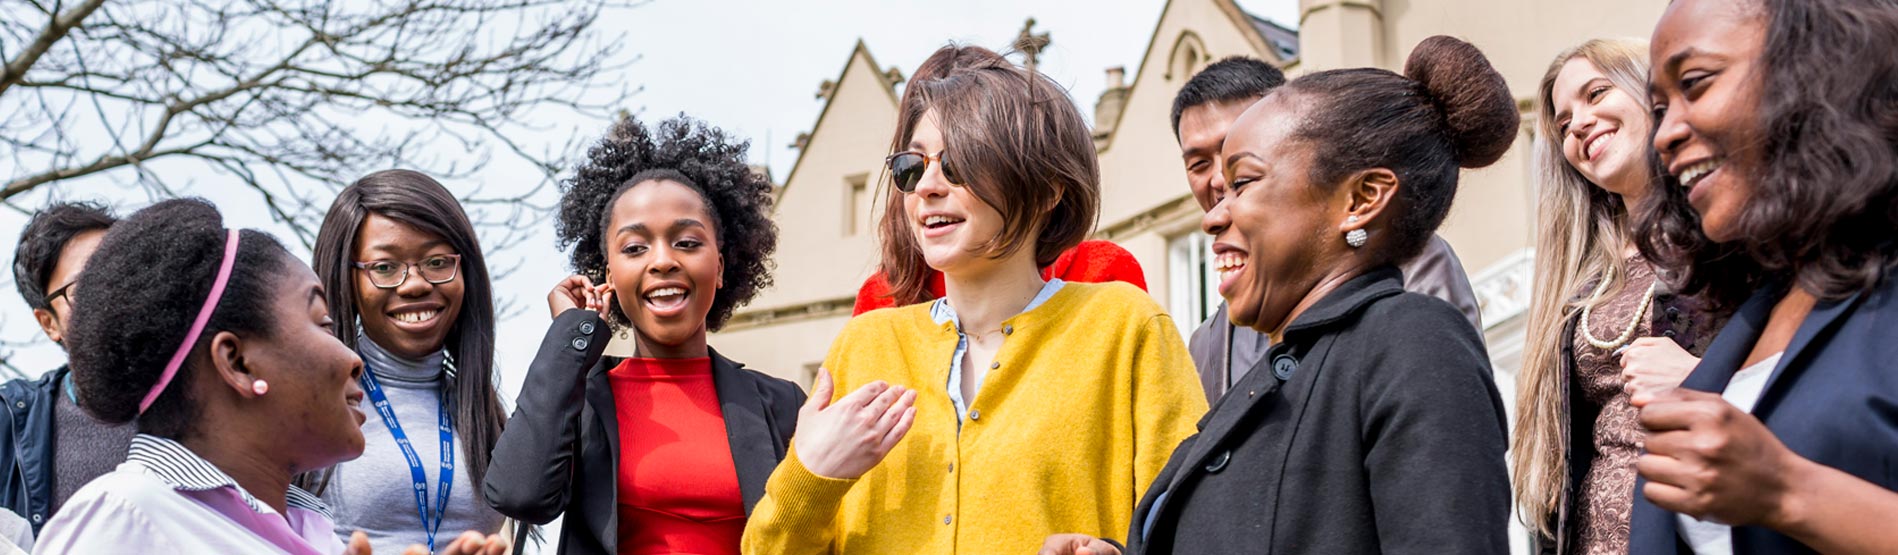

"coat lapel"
[1677,288,1773,393]
[1749,289,1864,418]
[710,349,776,515]
[1165,352,1282,495]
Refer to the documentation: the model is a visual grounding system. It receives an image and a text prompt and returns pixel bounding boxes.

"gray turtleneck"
[323,335,504,554]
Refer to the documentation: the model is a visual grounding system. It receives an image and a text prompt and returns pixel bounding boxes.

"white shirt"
[1678,352,1783,555]
[33,435,344,555]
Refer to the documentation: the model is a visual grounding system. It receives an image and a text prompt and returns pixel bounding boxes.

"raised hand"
[548,275,604,318]
[1618,337,1701,398]
[1039,533,1122,555]
[1633,387,1797,526]
[791,368,917,480]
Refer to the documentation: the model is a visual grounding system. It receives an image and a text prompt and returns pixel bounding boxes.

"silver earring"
[1345,215,1368,248]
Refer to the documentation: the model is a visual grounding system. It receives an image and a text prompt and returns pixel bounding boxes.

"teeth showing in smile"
[923,215,964,228]
[393,310,437,324]
[1586,132,1613,160]
[646,287,686,300]
[1213,252,1247,282]
[1677,159,1724,188]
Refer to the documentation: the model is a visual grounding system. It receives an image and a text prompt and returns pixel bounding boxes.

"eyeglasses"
[45,280,75,310]
[885,151,962,193]
[352,254,462,289]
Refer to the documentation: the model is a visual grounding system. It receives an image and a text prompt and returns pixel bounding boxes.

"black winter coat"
[1128,267,1511,555]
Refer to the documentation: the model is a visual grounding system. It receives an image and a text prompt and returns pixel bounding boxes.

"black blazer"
[1128,267,1511,555]
[1629,272,1898,554]
[483,309,804,555]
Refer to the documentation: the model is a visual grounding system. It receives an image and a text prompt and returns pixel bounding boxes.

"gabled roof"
[775,39,900,203]
[1094,0,1298,154]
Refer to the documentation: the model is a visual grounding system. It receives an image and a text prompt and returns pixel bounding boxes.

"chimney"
[1093,66,1131,144]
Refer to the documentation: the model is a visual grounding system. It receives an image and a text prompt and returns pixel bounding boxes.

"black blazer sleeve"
[483,309,610,524]
[1360,299,1511,555]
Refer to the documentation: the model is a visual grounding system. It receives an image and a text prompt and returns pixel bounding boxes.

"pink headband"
[139,229,241,415]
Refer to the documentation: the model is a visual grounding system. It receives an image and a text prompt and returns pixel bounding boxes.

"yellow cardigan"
[741,282,1207,554]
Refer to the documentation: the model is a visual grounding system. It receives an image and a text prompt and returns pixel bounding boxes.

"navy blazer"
[1629,274,1898,554]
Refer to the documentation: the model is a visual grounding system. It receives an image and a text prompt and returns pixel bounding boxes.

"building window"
[1166,232,1219,340]
[844,173,869,236]
[1166,32,1209,81]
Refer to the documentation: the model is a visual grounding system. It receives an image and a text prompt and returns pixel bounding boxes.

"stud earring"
[251,379,269,396]
[1345,215,1368,248]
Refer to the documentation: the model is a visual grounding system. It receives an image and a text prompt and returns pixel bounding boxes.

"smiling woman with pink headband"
[32,198,505,555]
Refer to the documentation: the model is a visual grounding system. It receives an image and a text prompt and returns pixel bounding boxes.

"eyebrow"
[616,218,708,235]
[1661,47,1708,77]
[309,286,325,305]
[1224,151,1263,169]
[362,238,447,255]
[1554,77,1611,121]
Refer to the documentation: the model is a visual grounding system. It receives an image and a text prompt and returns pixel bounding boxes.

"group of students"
[2,0,1896,553]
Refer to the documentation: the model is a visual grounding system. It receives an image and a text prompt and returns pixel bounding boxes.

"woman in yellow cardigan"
[740,44,1207,555]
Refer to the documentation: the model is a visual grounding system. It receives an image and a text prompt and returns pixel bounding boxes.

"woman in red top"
[484,115,808,555]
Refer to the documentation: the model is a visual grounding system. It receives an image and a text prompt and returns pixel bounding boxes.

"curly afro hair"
[65,198,294,438]
[555,114,778,331]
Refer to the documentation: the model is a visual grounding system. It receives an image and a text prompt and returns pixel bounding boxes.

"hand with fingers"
[1038,533,1122,555]
[1618,337,1701,399]
[1632,387,1798,527]
[548,275,610,318]
[792,368,918,480]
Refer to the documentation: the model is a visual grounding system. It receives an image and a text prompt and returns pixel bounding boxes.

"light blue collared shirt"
[931,279,1066,425]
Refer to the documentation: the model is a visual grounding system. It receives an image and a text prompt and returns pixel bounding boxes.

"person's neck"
[1265,261,1375,344]
[634,329,709,359]
[180,433,293,515]
[941,254,1046,336]
[1614,185,1651,258]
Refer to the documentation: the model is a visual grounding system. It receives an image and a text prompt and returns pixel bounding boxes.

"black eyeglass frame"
[351,253,463,289]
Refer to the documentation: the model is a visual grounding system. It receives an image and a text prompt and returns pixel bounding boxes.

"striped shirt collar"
[125,434,333,520]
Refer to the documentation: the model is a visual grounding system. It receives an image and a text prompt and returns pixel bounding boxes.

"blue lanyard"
[360,364,455,554]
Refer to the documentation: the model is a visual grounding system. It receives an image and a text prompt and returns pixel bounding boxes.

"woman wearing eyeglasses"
[739,44,1206,555]
[300,170,510,555]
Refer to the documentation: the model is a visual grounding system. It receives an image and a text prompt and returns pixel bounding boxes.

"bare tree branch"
[0,0,107,96]
[3,0,640,247]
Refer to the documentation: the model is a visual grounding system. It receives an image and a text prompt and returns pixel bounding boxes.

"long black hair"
[306,169,504,503]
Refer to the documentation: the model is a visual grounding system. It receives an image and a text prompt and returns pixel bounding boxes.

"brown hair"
[1276,35,1518,266]
[1638,0,1898,305]
[1515,38,1654,538]
[876,44,1100,306]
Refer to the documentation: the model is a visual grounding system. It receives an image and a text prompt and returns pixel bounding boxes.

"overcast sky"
[2,0,1298,394]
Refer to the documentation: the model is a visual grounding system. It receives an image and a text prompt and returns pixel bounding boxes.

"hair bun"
[1404,35,1518,169]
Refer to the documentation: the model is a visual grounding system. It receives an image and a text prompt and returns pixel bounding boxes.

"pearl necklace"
[1579,276,1657,350]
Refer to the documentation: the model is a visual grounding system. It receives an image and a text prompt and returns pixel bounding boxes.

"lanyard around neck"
[359,363,455,554]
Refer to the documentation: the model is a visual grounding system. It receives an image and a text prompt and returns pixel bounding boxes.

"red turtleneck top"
[606,357,743,555]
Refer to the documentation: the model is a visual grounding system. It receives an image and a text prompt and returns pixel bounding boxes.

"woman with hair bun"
[1047,35,1515,555]
[484,115,804,555]
[34,198,505,555]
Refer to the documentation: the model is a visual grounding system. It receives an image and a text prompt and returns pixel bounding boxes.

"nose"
[1202,195,1231,236]
[911,162,953,198]
[1207,165,1231,207]
[648,245,681,274]
[1651,105,1689,166]
[395,267,433,297]
[1568,110,1596,142]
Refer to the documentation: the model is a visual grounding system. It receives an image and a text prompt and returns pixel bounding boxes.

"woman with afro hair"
[484,114,805,555]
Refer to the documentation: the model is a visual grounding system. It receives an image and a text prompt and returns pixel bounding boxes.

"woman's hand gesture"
[548,275,611,318]
[791,368,917,479]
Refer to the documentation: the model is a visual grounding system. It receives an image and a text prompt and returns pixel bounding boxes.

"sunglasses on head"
[885,151,962,193]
